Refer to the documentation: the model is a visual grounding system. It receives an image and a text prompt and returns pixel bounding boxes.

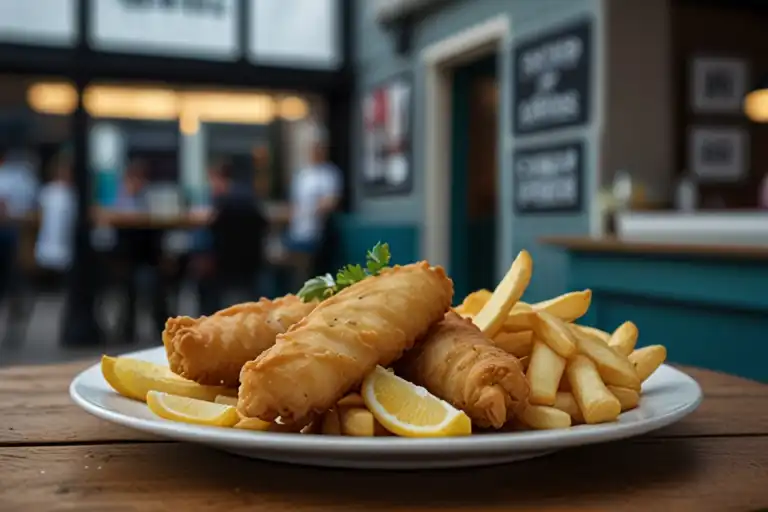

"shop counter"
[541,236,768,382]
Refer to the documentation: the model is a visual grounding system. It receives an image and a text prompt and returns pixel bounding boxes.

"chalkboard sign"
[513,19,592,135]
[513,142,583,214]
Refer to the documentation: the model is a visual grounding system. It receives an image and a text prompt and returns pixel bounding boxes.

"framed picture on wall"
[690,57,749,113]
[361,73,413,196]
[688,126,749,181]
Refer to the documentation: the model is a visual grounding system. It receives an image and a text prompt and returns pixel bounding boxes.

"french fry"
[214,395,238,407]
[608,321,639,356]
[457,289,492,316]
[526,341,567,406]
[573,324,611,343]
[569,325,641,390]
[629,345,667,383]
[566,355,621,424]
[473,250,533,337]
[337,392,365,408]
[520,405,571,430]
[321,408,342,435]
[339,407,376,437]
[607,385,640,412]
[553,391,584,423]
[492,330,533,357]
[234,417,271,431]
[532,290,592,322]
[503,311,536,332]
[530,310,577,359]
[518,355,530,371]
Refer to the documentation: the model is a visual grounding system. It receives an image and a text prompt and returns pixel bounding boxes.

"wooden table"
[2,362,767,511]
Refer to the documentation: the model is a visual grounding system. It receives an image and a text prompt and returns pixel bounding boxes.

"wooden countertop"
[540,236,768,259]
[2,360,768,510]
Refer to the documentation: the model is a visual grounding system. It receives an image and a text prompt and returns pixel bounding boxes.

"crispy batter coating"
[398,312,529,428]
[163,296,317,387]
[238,263,453,423]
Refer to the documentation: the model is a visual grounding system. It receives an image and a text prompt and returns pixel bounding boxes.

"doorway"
[421,15,509,301]
[450,54,499,302]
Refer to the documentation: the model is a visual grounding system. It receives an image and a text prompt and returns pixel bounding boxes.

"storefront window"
[0,74,75,353]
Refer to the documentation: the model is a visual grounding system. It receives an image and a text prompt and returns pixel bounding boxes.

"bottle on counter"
[675,173,698,212]
[612,169,633,211]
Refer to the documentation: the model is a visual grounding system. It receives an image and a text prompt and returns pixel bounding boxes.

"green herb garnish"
[297,242,391,302]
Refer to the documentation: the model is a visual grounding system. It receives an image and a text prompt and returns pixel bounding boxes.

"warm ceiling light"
[27,82,77,115]
[84,86,179,120]
[279,96,309,120]
[744,76,768,123]
[179,111,200,135]
[27,82,282,125]
[182,92,275,124]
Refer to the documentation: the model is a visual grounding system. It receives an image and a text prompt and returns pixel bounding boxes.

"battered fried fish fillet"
[398,312,529,429]
[238,262,453,423]
[163,296,317,387]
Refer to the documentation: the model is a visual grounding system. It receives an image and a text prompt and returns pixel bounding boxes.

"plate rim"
[70,346,703,456]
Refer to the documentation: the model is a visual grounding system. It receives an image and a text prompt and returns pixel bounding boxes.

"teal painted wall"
[350,0,602,303]
[565,251,768,382]
[334,215,419,269]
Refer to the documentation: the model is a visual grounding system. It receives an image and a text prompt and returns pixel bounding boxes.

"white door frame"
[421,15,510,269]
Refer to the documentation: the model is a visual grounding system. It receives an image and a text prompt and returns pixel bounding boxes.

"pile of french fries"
[456,280,667,430]
[230,250,666,436]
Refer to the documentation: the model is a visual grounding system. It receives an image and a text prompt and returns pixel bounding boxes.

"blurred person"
[192,160,267,315]
[109,159,168,342]
[0,144,38,307]
[252,144,271,199]
[115,159,149,212]
[34,153,77,290]
[284,127,342,288]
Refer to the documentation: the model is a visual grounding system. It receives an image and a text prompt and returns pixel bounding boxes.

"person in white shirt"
[285,129,342,285]
[34,154,77,288]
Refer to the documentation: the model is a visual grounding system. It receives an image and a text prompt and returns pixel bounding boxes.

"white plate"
[70,346,702,470]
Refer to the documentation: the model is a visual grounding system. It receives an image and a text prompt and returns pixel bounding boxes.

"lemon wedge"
[101,356,235,403]
[147,391,240,427]
[362,366,472,437]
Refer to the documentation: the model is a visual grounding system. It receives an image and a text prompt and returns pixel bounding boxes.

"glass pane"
[250,0,340,68]
[91,0,239,60]
[0,0,76,46]
[83,81,323,338]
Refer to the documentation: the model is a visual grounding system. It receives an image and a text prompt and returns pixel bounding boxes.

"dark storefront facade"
[0,0,353,344]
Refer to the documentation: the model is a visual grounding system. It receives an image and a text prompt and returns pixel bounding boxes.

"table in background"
[1,363,767,510]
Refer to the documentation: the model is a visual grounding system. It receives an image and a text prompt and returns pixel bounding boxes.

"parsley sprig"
[297,242,391,302]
